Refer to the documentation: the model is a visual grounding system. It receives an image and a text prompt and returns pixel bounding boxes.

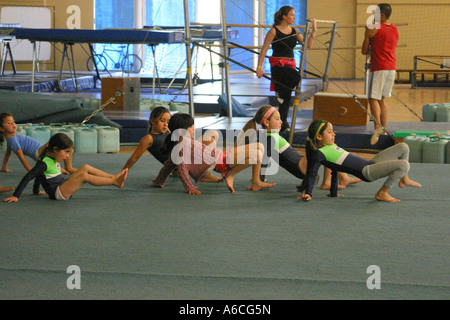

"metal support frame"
[58,43,78,92]
[288,19,337,144]
[364,53,370,96]
[411,55,417,89]
[322,22,337,91]
[183,0,195,117]
[31,42,40,93]
[220,0,233,119]
[1,39,17,75]
[288,19,310,144]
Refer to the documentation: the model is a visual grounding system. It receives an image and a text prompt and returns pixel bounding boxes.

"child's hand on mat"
[3,196,18,203]
[298,194,311,202]
[188,190,201,195]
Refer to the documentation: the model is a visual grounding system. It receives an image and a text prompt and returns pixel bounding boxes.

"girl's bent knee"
[400,159,410,172]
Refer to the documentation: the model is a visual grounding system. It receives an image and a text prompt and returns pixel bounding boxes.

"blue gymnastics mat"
[0,152,448,299]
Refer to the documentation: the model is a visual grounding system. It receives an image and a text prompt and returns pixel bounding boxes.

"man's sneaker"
[275,92,284,104]
[370,128,383,145]
[281,123,290,132]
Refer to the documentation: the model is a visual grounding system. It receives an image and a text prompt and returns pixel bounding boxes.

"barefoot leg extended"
[58,165,128,198]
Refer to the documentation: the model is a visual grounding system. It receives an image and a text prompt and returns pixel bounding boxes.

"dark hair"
[148,106,170,133]
[40,133,74,160]
[0,112,13,145]
[273,6,294,27]
[163,113,194,153]
[238,105,275,146]
[378,3,392,19]
[297,120,329,193]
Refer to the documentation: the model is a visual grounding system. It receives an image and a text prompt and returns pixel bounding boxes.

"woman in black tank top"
[256,6,317,132]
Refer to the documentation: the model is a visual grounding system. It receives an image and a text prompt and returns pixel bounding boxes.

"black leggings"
[271,65,301,124]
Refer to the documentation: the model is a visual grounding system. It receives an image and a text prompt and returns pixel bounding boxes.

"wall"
[307,0,357,79]
[356,0,450,80]
[308,0,449,81]
[1,0,449,78]
[0,0,93,71]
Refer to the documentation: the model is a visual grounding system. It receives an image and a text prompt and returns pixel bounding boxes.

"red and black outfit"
[270,27,300,131]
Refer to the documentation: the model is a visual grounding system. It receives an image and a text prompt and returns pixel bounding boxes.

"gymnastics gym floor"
[0,151,448,300]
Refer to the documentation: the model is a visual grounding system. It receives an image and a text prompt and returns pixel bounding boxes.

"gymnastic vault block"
[313,92,369,126]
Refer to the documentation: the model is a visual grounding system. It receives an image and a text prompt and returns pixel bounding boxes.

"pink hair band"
[260,107,277,124]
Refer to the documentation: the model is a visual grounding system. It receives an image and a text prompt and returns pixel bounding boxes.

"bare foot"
[320,184,345,190]
[223,175,235,194]
[0,187,14,193]
[247,181,276,191]
[114,169,128,188]
[399,178,422,188]
[340,177,362,187]
[375,191,401,202]
[201,174,222,183]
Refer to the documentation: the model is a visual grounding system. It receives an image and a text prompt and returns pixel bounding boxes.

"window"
[92,1,307,76]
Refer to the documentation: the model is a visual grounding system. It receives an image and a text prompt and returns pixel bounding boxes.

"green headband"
[313,121,328,140]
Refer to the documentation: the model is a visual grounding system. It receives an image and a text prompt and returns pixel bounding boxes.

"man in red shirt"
[362,3,399,145]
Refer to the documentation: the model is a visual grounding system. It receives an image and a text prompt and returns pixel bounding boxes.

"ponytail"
[273,6,294,27]
[38,146,49,160]
[236,105,275,147]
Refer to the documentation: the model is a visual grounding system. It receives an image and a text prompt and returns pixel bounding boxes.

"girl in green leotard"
[238,105,360,189]
[298,120,421,202]
[3,133,128,203]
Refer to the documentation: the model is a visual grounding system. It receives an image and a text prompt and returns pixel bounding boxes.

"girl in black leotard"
[122,107,221,182]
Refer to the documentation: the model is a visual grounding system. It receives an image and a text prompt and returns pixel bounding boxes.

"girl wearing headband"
[237,106,360,189]
[297,120,421,202]
[256,6,317,132]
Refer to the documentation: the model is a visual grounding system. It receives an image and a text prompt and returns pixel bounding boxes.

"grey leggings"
[362,143,410,189]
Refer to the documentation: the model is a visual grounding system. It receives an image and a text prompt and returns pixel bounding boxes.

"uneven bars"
[204,44,407,50]
[191,22,408,28]
[312,19,337,24]
[191,22,305,28]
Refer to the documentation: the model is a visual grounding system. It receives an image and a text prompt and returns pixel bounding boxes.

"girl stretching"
[237,105,360,189]
[3,133,128,203]
[122,107,220,182]
[0,113,76,174]
[152,113,276,194]
[297,120,421,202]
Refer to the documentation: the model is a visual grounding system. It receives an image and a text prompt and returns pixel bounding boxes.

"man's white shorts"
[368,70,396,100]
